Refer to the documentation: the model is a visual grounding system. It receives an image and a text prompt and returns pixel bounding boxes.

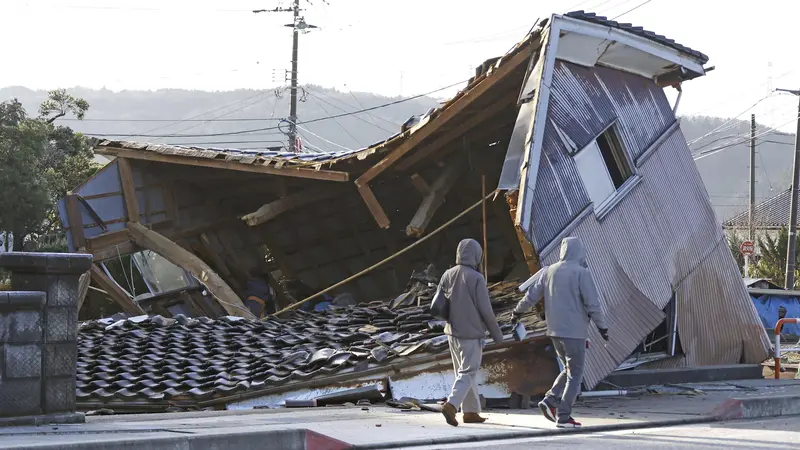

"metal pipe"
[579,390,629,398]
[774,318,799,379]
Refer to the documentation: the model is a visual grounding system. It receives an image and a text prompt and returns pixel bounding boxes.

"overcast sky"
[3,0,800,132]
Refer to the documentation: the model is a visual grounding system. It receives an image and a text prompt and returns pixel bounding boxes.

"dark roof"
[565,11,710,64]
[724,188,792,229]
[76,281,543,410]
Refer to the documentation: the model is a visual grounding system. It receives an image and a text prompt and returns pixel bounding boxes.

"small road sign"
[740,241,755,256]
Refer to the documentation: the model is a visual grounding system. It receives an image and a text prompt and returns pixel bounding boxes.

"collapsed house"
[60,11,771,410]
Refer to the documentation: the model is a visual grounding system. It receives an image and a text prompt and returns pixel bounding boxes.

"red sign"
[740,241,755,256]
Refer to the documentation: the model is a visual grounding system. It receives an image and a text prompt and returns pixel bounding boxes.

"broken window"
[639,293,683,357]
[573,125,633,208]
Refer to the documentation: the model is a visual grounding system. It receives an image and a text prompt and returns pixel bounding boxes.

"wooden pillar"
[117,157,140,223]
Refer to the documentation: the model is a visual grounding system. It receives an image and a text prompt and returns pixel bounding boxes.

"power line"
[307,95,363,148]
[151,93,271,142]
[305,88,396,132]
[61,117,283,122]
[611,0,655,19]
[114,91,269,140]
[86,78,469,139]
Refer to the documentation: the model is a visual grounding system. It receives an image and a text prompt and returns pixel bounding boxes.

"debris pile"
[76,273,541,410]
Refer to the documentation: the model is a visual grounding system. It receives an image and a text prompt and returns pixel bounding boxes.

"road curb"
[351,394,800,450]
[348,416,719,450]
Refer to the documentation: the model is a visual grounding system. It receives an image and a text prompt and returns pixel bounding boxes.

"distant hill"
[1,86,793,223]
[681,116,795,222]
[0,85,441,156]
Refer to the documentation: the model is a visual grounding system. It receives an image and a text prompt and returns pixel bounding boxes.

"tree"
[0,90,98,252]
[753,226,800,288]
[727,230,747,276]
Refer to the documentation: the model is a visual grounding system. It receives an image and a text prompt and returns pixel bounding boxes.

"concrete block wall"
[0,252,92,419]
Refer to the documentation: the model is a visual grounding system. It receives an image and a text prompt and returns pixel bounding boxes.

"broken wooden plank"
[96,146,351,182]
[410,174,431,196]
[242,187,341,227]
[126,221,256,319]
[89,264,145,315]
[406,158,465,237]
[117,157,140,223]
[357,183,391,229]
[65,194,86,250]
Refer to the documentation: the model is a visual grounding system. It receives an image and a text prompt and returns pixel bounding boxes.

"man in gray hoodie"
[438,239,504,427]
[512,237,609,428]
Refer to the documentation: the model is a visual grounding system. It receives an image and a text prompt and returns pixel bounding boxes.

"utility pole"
[746,114,756,277]
[254,2,317,153]
[776,88,800,289]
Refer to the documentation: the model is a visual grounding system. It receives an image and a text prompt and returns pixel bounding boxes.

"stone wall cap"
[0,291,46,308]
[0,253,93,274]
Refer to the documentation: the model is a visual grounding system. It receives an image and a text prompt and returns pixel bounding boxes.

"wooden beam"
[505,191,540,274]
[354,45,534,187]
[242,187,342,227]
[76,271,91,313]
[126,221,256,319]
[96,146,351,182]
[410,174,431,196]
[406,158,465,238]
[65,194,86,250]
[92,242,139,262]
[396,93,519,171]
[198,233,244,293]
[89,264,146,315]
[117,157,140,223]
[357,184,391,229]
[490,197,525,262]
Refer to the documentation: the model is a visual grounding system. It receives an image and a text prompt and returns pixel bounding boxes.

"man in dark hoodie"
[512,237,609,428]
[438,238,504,427]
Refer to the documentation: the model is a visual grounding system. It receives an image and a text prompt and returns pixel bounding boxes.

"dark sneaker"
[556,417,581,428]
[538,400,556,423]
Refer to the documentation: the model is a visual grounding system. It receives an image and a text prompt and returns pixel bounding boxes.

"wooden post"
[65,194,86,250]
[127,221,256,319]
[482,175,488,279]
[117,157,140,223]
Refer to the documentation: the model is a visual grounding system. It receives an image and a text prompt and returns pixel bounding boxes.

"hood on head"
[559,237,587,266]
[456,238,483,270]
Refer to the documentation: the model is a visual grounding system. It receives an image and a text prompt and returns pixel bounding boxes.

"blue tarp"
[752,295,800,335]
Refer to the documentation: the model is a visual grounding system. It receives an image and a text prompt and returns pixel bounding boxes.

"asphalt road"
[404,416,800,449]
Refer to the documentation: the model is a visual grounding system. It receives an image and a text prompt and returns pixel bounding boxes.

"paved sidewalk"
[1,379,799,449]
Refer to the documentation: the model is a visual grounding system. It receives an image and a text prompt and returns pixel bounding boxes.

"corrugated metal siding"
[529,61,675,249]
[537,126,770,387]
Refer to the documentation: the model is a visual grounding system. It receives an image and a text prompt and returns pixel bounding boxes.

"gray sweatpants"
[545,337,586,420]
[446,335,483,414]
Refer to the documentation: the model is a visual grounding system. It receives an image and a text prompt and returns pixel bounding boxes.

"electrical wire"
[307,95,363,148]
[694,116,800,161]
[86,78,470,139]
[305,89,395,133]
[113,91,269,140]
[294,123,354,151]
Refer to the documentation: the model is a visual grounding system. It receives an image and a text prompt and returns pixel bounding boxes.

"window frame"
[572,121,640,219]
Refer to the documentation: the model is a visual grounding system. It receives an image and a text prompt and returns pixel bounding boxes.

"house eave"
[552,15,707,81]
